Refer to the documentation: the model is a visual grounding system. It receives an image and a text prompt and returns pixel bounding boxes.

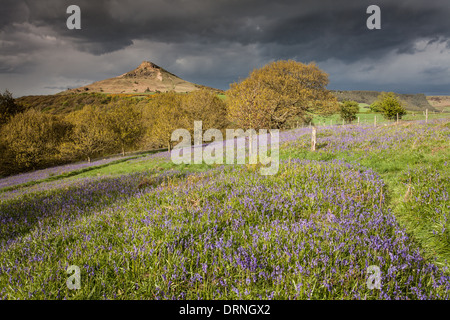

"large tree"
[146,92,189,151]
[1,109,66,171]
[63,105,114,162]
[106,101,144,156]
[182,89,229,132]
[227,60,338,130]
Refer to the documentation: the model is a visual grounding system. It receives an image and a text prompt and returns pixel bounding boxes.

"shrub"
[339,100,359,123]
[376,92,407,120]
[369,101,383,113]
[0,90,24,127]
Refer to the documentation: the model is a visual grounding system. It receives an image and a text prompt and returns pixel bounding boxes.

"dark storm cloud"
[0,1,29,29]
[1,0,450,95]
[2,0,447,59]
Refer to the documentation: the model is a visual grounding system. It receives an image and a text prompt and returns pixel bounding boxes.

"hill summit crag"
[62,60,209,94]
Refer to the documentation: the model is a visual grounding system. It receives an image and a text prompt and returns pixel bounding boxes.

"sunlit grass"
[0,118,449,300]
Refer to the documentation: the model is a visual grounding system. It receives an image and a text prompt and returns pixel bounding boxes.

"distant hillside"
[332,90,436,112]
[60,61,219,94]
[426,96,450,112]
[15,91,224,115]
[16,92,123,114]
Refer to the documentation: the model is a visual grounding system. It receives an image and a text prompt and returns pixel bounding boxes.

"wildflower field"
[0,119,449,299]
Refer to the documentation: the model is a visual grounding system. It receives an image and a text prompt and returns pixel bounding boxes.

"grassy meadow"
[312,104,449,126]
[0,118,449,299]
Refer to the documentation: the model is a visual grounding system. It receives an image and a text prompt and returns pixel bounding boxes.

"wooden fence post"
[357,117,360,126]
[311,126,317,151]
[374,115,377,127]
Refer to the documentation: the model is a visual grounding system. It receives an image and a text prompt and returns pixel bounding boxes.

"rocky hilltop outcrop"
[62,61,207,94]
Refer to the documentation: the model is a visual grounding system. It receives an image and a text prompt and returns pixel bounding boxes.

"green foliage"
[0,90,24,126]
[376,92,407,120]
[334,90,432,112]
[15,93,138,114]
[369,101,383,113]
[339,100,359,123]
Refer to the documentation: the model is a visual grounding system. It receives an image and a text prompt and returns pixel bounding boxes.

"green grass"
[73,157,216,179]
[282,120,450,267]
[1,118,449,300]
[0,157,139,193]
[358,103,370,112]
[312,111,450,126]
[0,150,161,193]
[312,112,383,125]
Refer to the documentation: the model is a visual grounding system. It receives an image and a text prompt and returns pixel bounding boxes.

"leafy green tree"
[369,101,383,113]
[63,105,114,162]
[106,102,144,156]
[339,100,359,123]
[226,60,339,130]
[0,90,24,126]
[376,92,407,120]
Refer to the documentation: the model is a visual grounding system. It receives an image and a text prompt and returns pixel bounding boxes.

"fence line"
[294,109,450,129]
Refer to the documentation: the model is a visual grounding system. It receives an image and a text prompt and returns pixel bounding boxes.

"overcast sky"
[1,0,450,97]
